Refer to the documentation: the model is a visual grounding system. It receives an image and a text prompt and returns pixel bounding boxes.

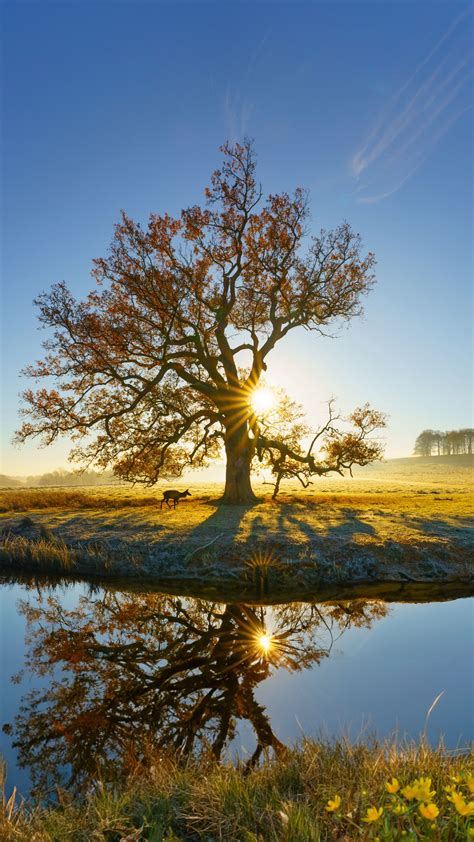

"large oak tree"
[17,141,384,502]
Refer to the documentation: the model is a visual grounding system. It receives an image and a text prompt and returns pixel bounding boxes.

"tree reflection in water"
[6,590,388,792]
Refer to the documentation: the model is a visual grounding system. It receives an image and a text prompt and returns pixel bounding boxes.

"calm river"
[0,579,472,796]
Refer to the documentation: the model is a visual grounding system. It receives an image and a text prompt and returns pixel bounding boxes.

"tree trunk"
[221,421,258,505]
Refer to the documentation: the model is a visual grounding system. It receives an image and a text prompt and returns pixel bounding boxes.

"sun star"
[251,387,275,416]
[257,632,272,653]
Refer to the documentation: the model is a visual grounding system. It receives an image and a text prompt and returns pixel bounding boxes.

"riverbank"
[0,467,472,602]
[1,738,473,841]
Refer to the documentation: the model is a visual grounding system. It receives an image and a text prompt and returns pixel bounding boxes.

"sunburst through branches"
[256,632,273,654]
[250,387,276,417]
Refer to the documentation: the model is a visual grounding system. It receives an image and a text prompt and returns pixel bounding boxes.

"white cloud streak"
[222,29,271,143]
[351,7,473,203]
[224,87,253,144]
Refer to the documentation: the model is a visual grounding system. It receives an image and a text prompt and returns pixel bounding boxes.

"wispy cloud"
[222,30,271,142]
[351,8,473,203]
[224,87,253,144]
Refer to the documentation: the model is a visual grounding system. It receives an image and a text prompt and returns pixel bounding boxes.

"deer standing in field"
[160,489,192,509]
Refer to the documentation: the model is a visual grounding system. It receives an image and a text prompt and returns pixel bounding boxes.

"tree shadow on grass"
[186,501,260,552]
[398,514,473,541]
[51,512,167,545]
[271,504,377,545]
[270,505,472,548]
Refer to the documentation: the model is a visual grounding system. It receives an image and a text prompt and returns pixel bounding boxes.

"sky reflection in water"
[0,581,472,797]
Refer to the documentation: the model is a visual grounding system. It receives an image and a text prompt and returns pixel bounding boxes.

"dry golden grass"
[0,487,159,513]
[0,534,76,570]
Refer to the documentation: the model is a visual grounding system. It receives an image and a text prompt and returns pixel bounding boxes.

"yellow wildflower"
[362,806,383,823]
[449,791,474,817]
[448,789,474,816]
[467,774,474,794]
[451,773,462,783]
[401,784,418,800]
[419,802,439,820]
[325,795,341,812]
[393,803,408,815]
[412,776,436,801]
[385,777,400,794]
[468,828,474,838]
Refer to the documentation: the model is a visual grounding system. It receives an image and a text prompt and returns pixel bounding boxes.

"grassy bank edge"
[0,541,473,605]
[1,738,473,841]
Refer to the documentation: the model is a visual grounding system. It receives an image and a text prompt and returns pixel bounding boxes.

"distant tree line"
[26,468,121,487]
[0,469,122,488]
[414,429,474,457]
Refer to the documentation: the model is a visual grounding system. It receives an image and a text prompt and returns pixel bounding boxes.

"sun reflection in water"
[256,632,273,654]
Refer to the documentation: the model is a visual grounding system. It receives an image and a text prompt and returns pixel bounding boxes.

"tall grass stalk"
[0,535,77,571]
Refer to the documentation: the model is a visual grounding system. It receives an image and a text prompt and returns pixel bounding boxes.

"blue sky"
[1,0,472,475]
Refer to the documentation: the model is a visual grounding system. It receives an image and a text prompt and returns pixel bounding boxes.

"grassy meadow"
[0,457,474,541]
[0,458,472,596]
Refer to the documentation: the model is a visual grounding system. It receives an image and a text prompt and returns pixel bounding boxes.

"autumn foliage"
[17,141,385,502]
[7,591,387,792]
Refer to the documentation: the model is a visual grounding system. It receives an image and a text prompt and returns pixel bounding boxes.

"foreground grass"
[0,523,145,578]
[0,533,78,570]
[2,739,473,841]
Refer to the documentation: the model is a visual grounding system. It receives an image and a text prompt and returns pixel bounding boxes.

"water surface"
[0,579,472,796]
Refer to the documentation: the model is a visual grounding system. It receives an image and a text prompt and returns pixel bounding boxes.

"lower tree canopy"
[16,140,386,501]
